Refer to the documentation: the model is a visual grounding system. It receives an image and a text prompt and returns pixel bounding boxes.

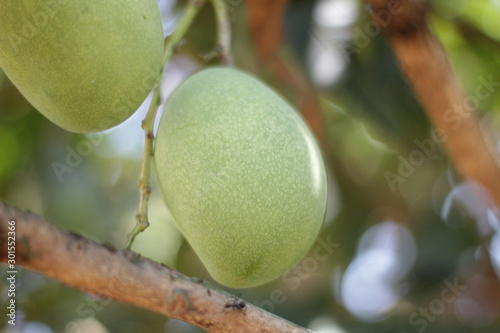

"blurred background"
[1,0,500,332]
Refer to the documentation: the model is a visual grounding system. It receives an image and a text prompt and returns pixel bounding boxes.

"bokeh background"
[2,0,500,332]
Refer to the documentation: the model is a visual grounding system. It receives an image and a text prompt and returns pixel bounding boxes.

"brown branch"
[246,0,327,146]
[247,0,289,61]
[366,0,500,205]
[0,202,316,333]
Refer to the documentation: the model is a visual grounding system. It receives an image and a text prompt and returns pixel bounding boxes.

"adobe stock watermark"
[5,220,17,326]
[252,235,340,313]
[7,0,71,53]
[52,133,103,182]
[385,74,500,192]
[60,294,112,333]
[341,0,403,60]
[402,278,467,333]
[225,0,243,8]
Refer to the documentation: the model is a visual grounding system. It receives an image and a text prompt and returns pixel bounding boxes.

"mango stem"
[126,0,208,250]
[210,0,234,65]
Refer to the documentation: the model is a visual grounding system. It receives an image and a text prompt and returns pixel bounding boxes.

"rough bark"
[0,202,315,333]
[366,0,500,205]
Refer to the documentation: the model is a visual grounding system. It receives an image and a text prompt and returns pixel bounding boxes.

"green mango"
[154,67,327,288]
[0,0,164,133]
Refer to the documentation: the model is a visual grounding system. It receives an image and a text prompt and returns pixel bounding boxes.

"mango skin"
[154,67,327,288]
[0,0,164,133]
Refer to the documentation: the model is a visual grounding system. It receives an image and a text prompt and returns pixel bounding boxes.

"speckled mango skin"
[0,0,163,133]
[154,67,327,288]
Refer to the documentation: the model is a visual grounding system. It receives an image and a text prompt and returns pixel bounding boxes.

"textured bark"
[366,0,500,205]
[0,203,315,333]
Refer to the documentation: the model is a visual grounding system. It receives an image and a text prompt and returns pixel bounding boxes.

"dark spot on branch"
[102,242,117,253]
[67,231,85,241]
[121,250,144,267]
[66,232,87,253]
[160,262,171,270]
[169,288,194,312]
[18,236,39,262]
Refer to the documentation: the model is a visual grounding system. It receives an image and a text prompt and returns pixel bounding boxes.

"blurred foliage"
[1,0,500,332]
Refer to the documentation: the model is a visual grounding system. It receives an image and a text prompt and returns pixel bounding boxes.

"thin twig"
[126,85,160,249]
[210,0,234,65]
[126,0,208,249]
[0,203,316,333]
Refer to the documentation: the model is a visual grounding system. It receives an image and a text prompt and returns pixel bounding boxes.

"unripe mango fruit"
[154,67,327,288]
[0,0,164,133]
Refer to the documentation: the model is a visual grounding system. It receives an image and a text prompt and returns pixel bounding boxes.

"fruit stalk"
[210,0,233,65]
[126,0,208,249]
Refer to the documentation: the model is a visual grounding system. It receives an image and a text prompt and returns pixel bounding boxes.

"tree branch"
[366,0,500,205]
[0,202,316,333]
[247,0,289,61]
[246,0,327,146]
